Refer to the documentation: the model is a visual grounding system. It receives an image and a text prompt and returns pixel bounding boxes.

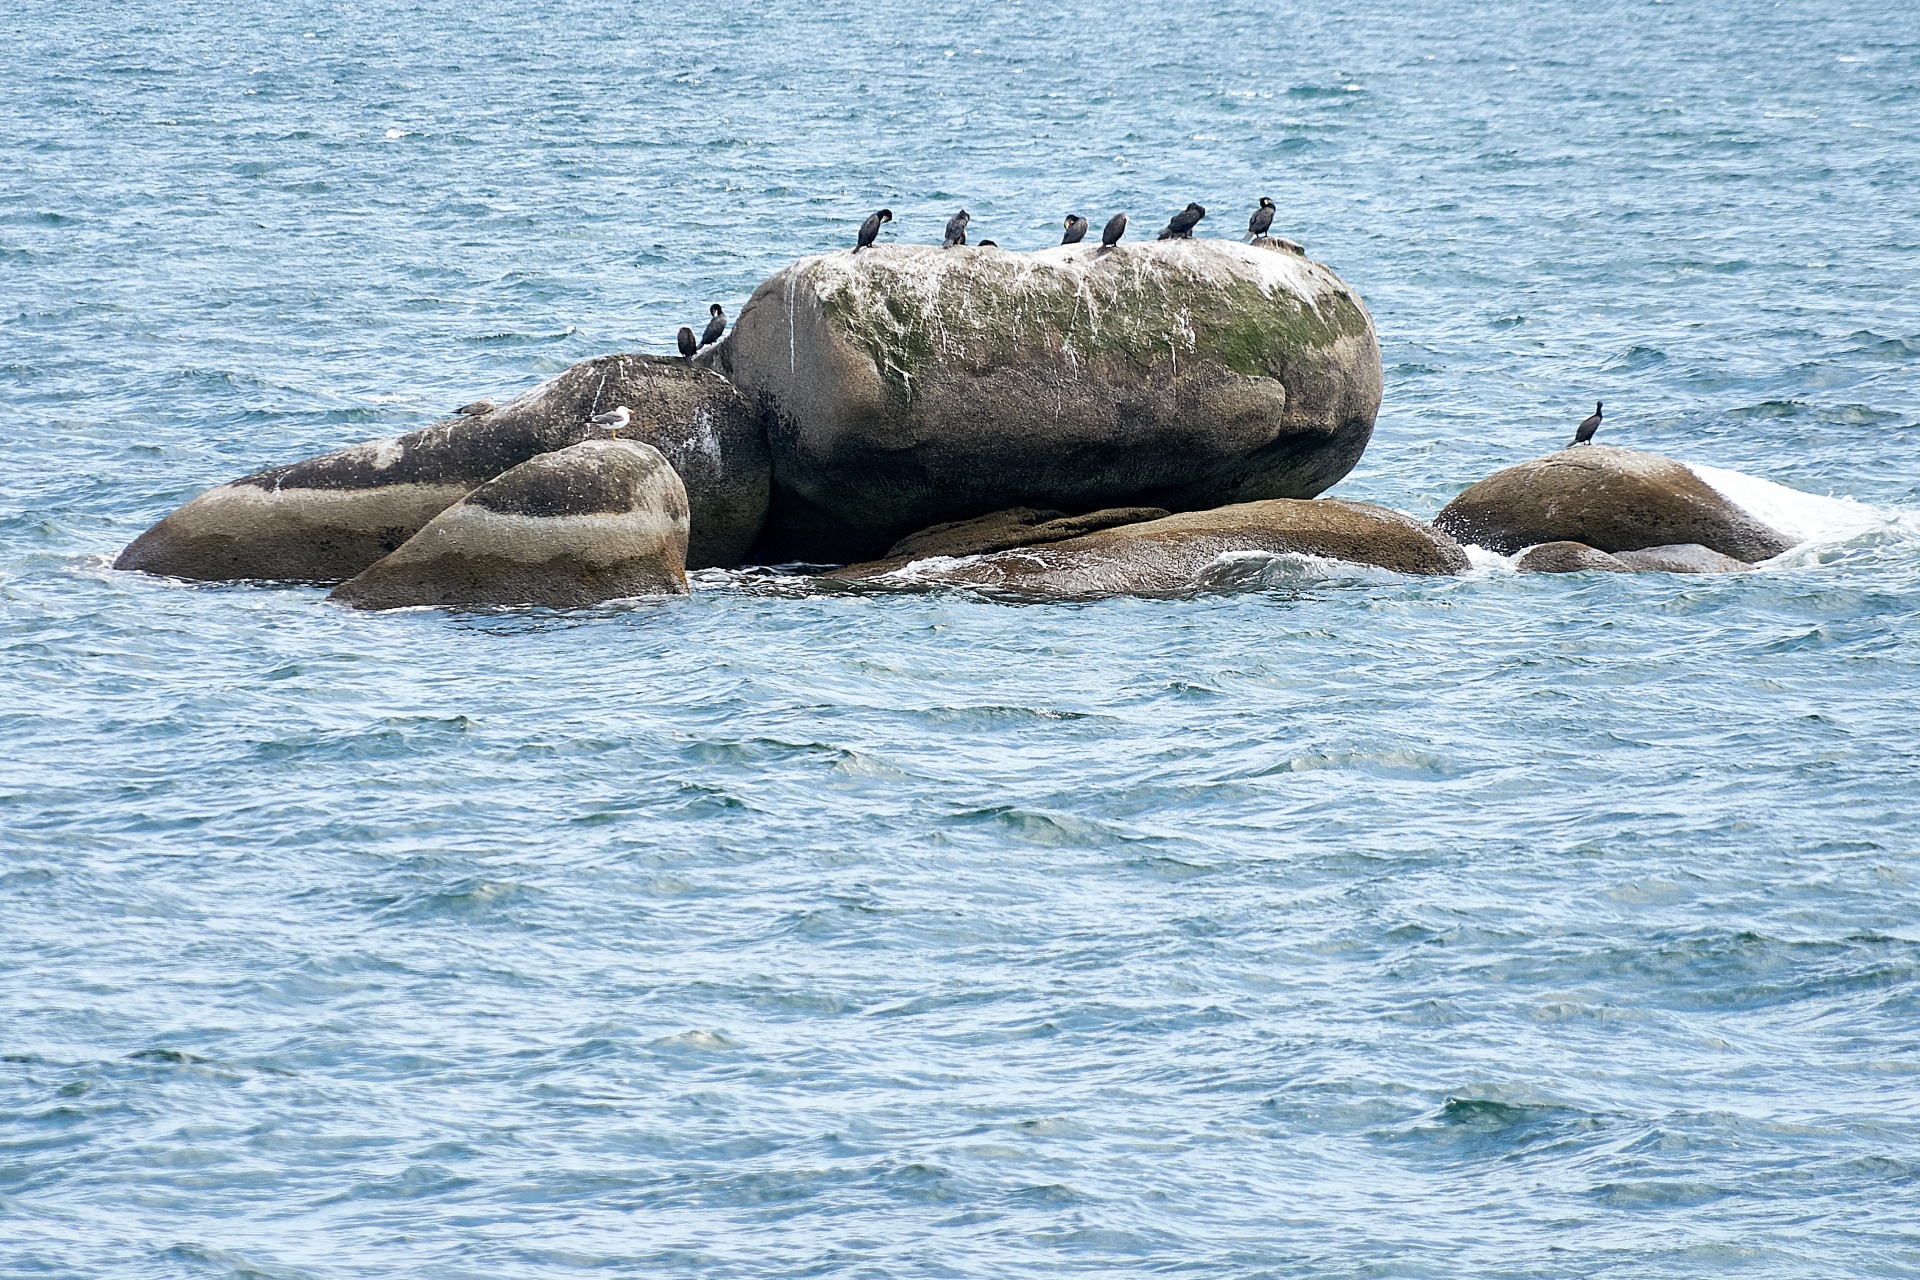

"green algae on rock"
[716,239,1383,564]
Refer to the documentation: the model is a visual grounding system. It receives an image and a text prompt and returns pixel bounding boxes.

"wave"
[1688,462,1906,549]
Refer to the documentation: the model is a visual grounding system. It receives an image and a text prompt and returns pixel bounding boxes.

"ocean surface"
[5,0,1920,1275]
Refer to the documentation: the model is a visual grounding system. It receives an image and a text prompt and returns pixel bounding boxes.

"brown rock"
[827,498,1467,597]
[1434,446,1796,562]
[329,440,689,611]
[116,353,765,583]
[882,505,1171,561]
[1514,541,1632,574]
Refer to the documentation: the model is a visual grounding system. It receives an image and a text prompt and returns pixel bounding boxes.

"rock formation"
[1515,541,1752,574]
[329,440,689,611]
[715,239,1383,563]
[826,498,1466,598]
[1434,446,1796,562]
[115,354,764,582]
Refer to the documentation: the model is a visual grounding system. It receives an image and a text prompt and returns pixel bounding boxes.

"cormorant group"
[658,198,1289,361]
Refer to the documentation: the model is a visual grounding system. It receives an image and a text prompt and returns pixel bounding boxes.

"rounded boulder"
[716,239,1383,564]
[1434,446,1796,562]
[115,353,765,583]
[328,440,690,610]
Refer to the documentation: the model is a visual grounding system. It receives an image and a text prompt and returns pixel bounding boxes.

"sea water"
[3,1,1919,1276]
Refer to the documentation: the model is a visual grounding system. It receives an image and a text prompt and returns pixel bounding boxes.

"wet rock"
[827,498,1466,598]
[1434,446,1796,562]
[328,440,689,610]
[883,505,1172,561]
[1514,541,1632,574]
[715,239,1383,563]
[1613,543,1751,573]
[115,353,765,583]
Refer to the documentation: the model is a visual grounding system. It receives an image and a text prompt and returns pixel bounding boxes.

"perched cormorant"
[1062,214,1089,245]
[589,406,630,439]
[455,397,496,417]
[1571,401,1603,447]
[856,208,892,251]
[1100,212,1128,248]
[1157,202,1207,240]
[677,326,698,362]
[943,209,970,248]
[699,303,726,349]
[977,240,998,248]
[1248,197,1275,239]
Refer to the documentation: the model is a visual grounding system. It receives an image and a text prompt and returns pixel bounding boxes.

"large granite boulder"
[1434,447,1797,562]
[329,440,689,610]
[115,353,766,582]
[825,498,1466,598]
[714,239,1383,564]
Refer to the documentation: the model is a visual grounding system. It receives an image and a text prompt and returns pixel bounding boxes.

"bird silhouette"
[1570,401,1603,447]
[856,208,892,251]
[699,304,726,349]
[1248,197,1275,239]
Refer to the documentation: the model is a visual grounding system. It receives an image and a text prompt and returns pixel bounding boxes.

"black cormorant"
[1099,212,1128,249]
[589,406,630,439]
[699,303,726,349]
[1062,214,1089,245]
[455,397,496,416]
[977,240,998,248]
[677,326,698,362]
[1157,202,1206,240]
[1248,197,1275,239]
[943,209,970,248]
[856,208,892,251]
[1571,402,1603,447]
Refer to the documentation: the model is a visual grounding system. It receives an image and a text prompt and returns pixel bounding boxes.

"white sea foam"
[1687,462,1900,550]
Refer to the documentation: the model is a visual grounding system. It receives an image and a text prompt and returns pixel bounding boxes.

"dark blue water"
[5,1,1920,1275]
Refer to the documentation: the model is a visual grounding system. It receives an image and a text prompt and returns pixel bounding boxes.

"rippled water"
[5,1,1920,1275]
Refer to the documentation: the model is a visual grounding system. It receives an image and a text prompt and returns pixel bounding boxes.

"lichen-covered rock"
[115,353,766,583]
[1435,447,1796,562]
[329,440,689,611]
[826,498,1465,598]
[715,239,1382,564]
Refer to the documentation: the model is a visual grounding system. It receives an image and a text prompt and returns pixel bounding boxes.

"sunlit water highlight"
[4,1,1920,1276]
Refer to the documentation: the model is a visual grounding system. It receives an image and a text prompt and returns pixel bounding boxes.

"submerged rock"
[1613,543,1752,573]
[826,498,1466,598]
[1516,539,1752,575]
[1514,541,1632,574]
[716,239,1383,563]
[1434,446,1796,562]
[115,354,765,583]
[329,440,689,611]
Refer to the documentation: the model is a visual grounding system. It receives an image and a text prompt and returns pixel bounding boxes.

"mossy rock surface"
[716,239,1382,564]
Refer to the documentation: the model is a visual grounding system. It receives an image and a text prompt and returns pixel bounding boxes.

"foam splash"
[1687,462,1896,548]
